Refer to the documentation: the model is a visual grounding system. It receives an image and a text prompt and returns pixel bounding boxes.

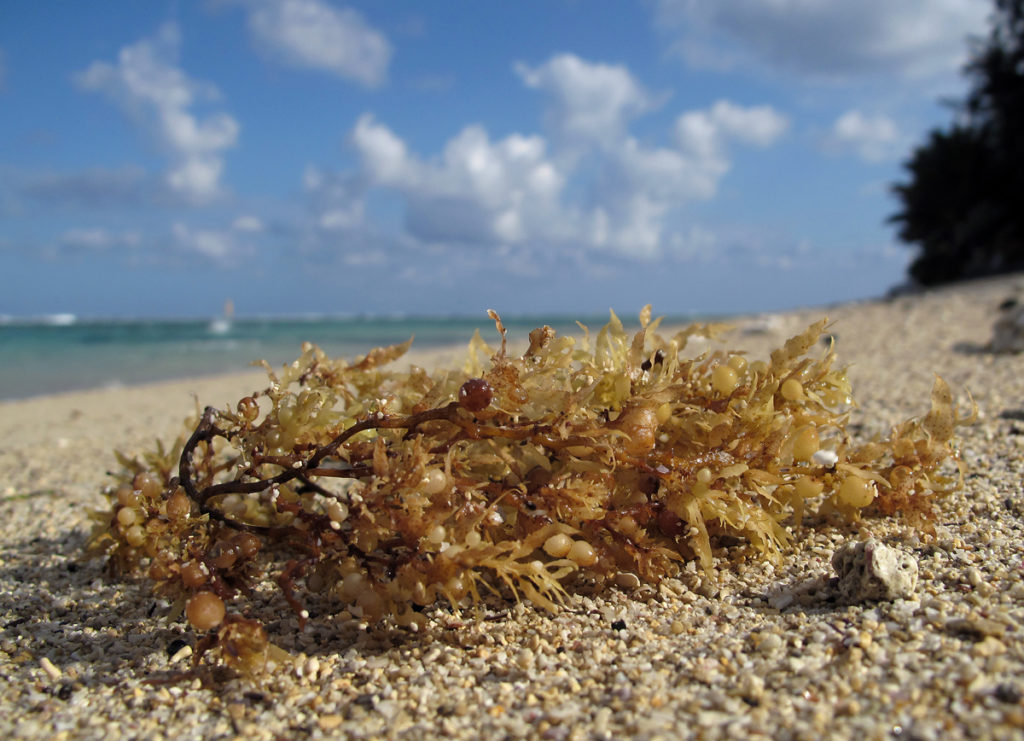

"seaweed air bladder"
[88,308,973,674]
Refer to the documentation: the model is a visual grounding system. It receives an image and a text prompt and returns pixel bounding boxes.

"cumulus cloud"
[698,100,790,148]
[610,138,714,202]
[656,0,987,82]
[516,54,653,147]
[344,56,787,260]
[351,117,412,185]
[584,102,786,256]
[232,215,265,232]
[827,110,901,162]
[245,0,391,86]
[667,100,788,195]
[352,115,567,246]
[172,222,249,263]
[74,23,239,204]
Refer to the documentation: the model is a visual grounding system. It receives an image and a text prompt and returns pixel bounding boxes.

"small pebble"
[166,638,190,660]
[758,633,784,654]
[39,657,61,680]
[169,643,193,663]
[615,572,641,589]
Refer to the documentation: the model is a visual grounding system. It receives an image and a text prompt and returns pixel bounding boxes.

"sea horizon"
[0,310,702,401]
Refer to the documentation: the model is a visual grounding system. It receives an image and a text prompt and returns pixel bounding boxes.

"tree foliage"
[891,0,1024,285]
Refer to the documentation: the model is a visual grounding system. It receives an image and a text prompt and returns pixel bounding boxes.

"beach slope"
[2,276,1024,739]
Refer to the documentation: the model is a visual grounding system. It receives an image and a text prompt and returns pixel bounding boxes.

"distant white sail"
[45,313,78,326]
[208,299,234,335]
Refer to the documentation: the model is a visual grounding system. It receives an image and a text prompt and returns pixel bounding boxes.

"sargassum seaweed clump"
[88,309,973,674]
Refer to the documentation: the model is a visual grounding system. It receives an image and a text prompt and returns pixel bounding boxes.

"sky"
[0,0,993,319]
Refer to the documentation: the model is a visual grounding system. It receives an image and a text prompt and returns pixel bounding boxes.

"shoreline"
[0,311,694,404]
[2,272,1013,408]
[3,274,1024,739]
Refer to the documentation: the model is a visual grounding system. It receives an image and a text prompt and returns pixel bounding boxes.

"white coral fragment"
[832,538,918,603]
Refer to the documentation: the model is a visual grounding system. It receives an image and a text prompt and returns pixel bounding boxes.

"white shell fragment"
[811,449,838,467]
[832,538,918,603]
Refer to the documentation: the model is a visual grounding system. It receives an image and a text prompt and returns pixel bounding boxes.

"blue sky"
[0,1,991,319]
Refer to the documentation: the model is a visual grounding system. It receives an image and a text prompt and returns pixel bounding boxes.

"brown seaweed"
[87,309,973,673]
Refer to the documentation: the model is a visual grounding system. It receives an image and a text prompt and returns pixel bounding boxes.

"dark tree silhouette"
[891,0,1024,285]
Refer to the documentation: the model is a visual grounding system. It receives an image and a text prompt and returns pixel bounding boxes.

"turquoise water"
[0,313,679,400]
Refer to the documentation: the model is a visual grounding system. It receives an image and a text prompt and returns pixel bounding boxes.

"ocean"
[0,313,684,401]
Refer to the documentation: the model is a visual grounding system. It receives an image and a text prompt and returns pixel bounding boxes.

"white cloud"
[671,100,788,194]
[232,215,265,232]
[172,222,248,263]
[592,100,786,213]
[293,55,792,264]
[303,166,366,232]
[59,227,141,251]
[858,240,914,266]
[352,115,567,245]
[612,137,721,203]
[666,225,721,261]
[703,100,790,148]
[500,57,788,258]
[74,24,238,204]
[351,116,412,184]
[589,101,786,254]
[588,194,670,258]
[245,0,391,86]
[656,0,988,82]
[828,110,901,162]
[346,87,786,260]
[516,54,653,147]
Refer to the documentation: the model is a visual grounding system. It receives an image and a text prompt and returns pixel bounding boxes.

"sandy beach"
[3,275,1024,740]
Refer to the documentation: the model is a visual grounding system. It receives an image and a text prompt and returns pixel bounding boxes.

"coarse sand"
[2,276,1024,740]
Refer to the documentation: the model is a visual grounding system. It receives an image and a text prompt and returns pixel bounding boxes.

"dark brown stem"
[277,559,308,628]
[178,407,223,502]
[178,399,592,513]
